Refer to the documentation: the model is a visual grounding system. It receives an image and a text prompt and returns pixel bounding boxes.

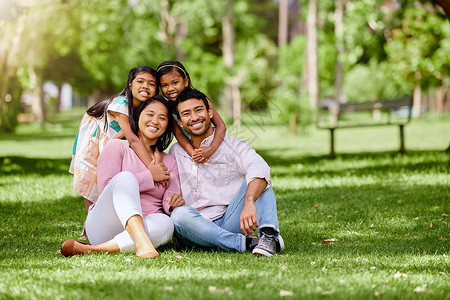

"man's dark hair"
[175,88,210,117]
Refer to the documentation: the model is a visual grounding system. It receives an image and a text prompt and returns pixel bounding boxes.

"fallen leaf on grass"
[374,291,382,297]
[322,238,339,244]
[414,285,427,292]
[430,222,434,228]
[280,290,294,296]
[394,272,408,278]
[209,286,232,295]
[439,237,448,241]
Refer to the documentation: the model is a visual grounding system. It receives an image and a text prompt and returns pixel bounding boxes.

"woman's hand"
[166,192,185,211]
[148,163,170,182]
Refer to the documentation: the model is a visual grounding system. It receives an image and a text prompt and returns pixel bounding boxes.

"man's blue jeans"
[170,181,279,252]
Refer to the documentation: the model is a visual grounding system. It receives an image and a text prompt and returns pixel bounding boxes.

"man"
[169,88,284,256]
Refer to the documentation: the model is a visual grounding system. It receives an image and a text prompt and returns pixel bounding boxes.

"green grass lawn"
[0,110,449,299]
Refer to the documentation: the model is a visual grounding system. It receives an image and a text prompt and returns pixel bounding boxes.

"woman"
[61,95,184,258]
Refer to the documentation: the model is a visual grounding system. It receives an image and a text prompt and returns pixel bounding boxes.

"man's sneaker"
[247,236,259,252]
[252,234,284,257]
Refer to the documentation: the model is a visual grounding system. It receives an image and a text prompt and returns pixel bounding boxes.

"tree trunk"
[290,0,305,39]
[333,0,345,126]
[222,0,236,121]
[412,71,422,118]
[87,89,102,108]
[175,21,187,61]
[306,0,318,109]
[278,0,289,45]
[444,86,450,111]
[0,13,27,131]
[53,82,62,111]
[436,85,446,114]
[29,67,46,124]
[160,0,175,47]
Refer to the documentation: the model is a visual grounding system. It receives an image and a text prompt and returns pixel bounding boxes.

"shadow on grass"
[258,149,448,165]
[257,149,449,178]
[0,150,448,261]
[0,183,448,261]
[0,134,77,142]
[0,156,72,175]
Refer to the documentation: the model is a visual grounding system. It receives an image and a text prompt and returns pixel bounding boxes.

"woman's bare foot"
[136,250,160,258]
[136,245,159,258]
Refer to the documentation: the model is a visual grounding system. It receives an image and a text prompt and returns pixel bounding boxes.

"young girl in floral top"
[70,66,170,211]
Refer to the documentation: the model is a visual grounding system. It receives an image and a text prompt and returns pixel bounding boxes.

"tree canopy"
[0,0,448,131]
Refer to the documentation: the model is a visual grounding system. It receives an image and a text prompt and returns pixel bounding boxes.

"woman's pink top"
[96,139,180,217]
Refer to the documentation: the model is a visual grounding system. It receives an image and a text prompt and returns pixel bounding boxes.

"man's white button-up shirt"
[169,131,271,221]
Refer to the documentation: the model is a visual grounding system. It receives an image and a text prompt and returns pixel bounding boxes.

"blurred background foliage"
[0,0,449,132]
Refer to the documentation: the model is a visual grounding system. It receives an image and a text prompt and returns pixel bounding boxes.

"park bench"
[317,97,413,156]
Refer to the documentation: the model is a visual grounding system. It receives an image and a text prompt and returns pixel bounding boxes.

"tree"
[333,0,345,124]
[278,0,289,45]
[305,0,318,109]
[385,2,450,117]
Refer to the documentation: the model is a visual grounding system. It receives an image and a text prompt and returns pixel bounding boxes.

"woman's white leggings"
[84,171,174,253]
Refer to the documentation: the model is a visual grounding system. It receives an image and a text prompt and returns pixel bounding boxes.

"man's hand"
[166,192,185,211]
[148,163,170,182]
[240,201,258,236]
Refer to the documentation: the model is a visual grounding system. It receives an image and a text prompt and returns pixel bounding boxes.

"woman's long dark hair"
[86,65,158,131]
[133,95,174,152]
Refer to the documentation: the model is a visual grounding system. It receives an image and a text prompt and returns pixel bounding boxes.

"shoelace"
[257,234,275,249]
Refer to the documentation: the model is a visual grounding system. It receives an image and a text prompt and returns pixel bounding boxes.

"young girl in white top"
[70,66,171,211]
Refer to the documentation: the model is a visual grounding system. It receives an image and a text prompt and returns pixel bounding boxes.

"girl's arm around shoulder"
[114,112,154,167]
[197,99,226,161]
[173,117,195,157]
[114,112,170,183]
